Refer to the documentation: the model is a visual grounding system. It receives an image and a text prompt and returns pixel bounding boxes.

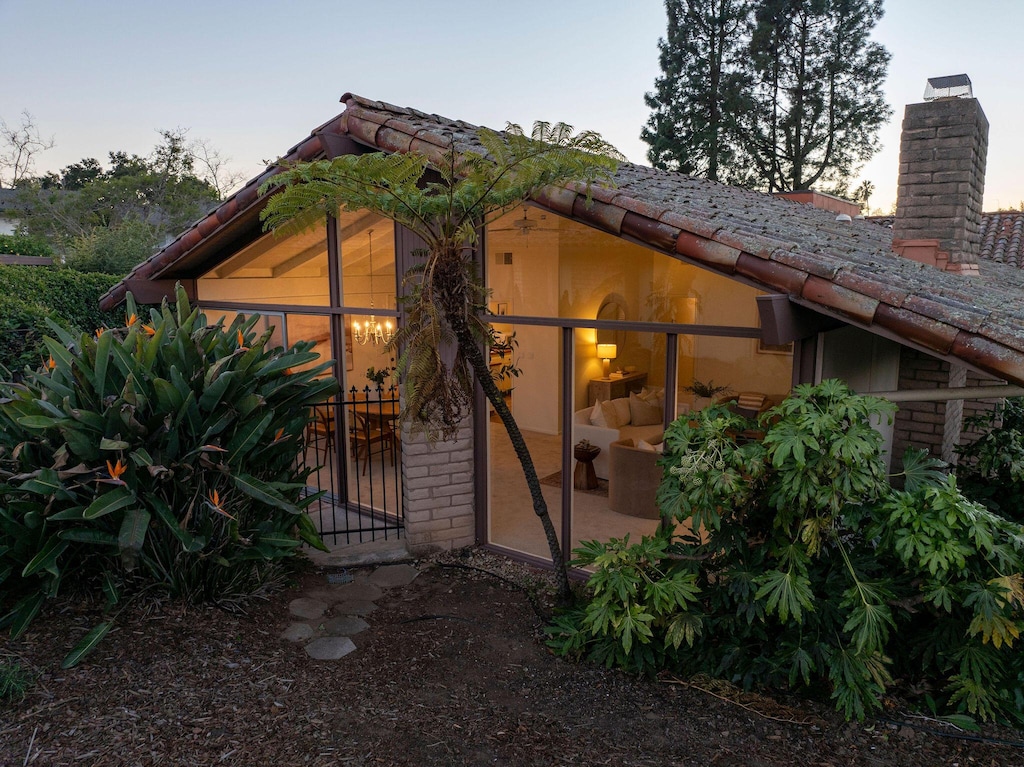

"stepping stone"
[331,581,384,602]
[367,564,419,589]
[289,597,328,620]
[334,599,378,616]
[281,622,315,642]
[323,615,369,636]
[305,636,357,660]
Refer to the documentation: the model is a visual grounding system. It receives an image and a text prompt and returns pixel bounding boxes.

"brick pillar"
[892,349,953,465]
[893,90,988,273]
[941,365,966,464]
[400,416,476,554]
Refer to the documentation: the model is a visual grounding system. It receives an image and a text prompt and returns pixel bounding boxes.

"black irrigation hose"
[435,562,551,622]
[877,716,1024,749]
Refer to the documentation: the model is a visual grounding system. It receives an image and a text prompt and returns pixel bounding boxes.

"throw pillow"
[629,392,663,426]
[589,399,607,427]
[601,399,630,429]
[640,386,665,408]
[610,397,632,427]
[737,392,767,411]
[636,439,658,452]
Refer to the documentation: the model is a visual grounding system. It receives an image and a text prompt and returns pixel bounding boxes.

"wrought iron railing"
[301,386,403,545]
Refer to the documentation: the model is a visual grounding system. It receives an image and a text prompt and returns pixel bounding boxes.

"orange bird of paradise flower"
[142,324,157,336]
[207,490,236,521]
[105,458,127,485]
[126,313,138,327]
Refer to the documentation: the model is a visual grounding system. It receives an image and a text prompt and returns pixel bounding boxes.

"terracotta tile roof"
[100,94,1024,387]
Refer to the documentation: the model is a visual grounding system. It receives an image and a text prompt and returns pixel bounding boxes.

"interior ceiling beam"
[272,239,329,278]
[213,231,284,278]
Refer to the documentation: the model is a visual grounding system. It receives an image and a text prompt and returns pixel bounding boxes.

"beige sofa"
[607,438,663,519]
[572,396,664,480]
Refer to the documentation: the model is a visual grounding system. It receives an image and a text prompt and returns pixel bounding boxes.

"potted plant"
[683,379,731,410]
[365,358,396,390]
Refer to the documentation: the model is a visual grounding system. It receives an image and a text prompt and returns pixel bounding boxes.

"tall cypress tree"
[642,0,752,184]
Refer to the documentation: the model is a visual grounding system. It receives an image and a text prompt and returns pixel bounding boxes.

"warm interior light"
[597,343,617,378]
[351,228,395,345]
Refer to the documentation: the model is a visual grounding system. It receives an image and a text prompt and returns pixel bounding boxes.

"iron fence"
[301,386,403,545]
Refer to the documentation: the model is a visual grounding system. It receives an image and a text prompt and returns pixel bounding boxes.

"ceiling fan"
[490,206,558,236]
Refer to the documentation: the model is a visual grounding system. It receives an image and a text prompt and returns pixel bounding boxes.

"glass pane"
[285,314,332,376]
[196,221,329,306]
[485,208,762,326]
[676,333,793,415]
[204,308,285,350]
[343,315,397,394]
[569,327,662,557]
[340,211,396,313]
[488,325,564,558]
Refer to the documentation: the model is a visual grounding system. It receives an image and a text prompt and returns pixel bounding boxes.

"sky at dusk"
[2,0,1023,213]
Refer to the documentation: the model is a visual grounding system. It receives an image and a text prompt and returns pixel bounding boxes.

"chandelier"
[352,228,394,345]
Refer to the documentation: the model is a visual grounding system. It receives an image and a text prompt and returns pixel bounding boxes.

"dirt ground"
[2,549,1022,766]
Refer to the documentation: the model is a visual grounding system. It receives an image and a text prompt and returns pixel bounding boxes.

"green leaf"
[16,414,59,430]
[5,592,46,640]
[61,621,113,668]
[93,325,113,399]
[18,468,65,498]
[255,532,302,551]
[149,496,202,552]
[101,572,120,606]
[82,487,135,520]
[755,568,814,623]
[49,506,87,521]
[226,412,273,464]
[99,437,131,451]
[21,535,68,577]
[58,529,118,546]
[118,507,151,571]
[230,473,299,513]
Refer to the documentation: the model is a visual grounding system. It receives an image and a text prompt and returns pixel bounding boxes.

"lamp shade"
[597,343,617,360]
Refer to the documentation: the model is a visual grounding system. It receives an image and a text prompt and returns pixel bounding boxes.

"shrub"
[956,397,1024,522]
[0,294,53,374]
[0,287,337,665]
[0,233,53,259]
[548,381,1024,722]
[0,265,121,373]
[62,218,161,276]
[0,265,120,335]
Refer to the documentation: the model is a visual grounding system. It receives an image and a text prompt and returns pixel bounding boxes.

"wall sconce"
[597,343,617,379]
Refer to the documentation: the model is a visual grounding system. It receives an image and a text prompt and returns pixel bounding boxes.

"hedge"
[0,265,121,373]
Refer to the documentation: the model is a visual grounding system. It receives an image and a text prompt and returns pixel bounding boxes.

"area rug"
[539,469,608,497]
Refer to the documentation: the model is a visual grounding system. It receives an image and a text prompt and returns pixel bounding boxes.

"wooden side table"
[573,442,601,491]
[588,371,648,405]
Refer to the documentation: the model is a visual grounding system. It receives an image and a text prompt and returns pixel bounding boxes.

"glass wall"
[484,207,794,559]
[487,325,564,559]
[340,210,395,313]
[196,222,329,306]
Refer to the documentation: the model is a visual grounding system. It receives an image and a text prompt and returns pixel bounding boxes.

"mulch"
[2,549,1022,766]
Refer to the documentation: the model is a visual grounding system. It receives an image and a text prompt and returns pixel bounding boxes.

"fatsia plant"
[0,287,336,665]
[259,122,622,600]
[551,381,1024,722]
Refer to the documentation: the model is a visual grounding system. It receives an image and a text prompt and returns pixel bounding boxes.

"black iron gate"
[301,386,403,544]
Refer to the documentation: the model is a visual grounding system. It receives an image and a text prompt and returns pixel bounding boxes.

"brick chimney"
[893,75,988,275]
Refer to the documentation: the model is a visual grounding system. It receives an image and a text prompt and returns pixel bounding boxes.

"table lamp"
[597,343,617,379]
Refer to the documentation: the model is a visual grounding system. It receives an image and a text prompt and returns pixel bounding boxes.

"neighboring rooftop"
[101,94,1024,386]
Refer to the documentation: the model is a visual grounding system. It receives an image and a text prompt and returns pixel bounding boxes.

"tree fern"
[259,120,620,600]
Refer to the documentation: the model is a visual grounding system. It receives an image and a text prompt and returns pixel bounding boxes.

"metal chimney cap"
[924,74,973,101]
[836,213,853,223]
